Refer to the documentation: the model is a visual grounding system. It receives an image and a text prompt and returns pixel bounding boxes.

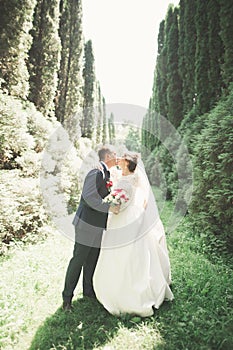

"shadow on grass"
[29,296,150,350]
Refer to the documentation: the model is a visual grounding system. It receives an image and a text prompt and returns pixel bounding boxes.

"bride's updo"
[123,152,139,172]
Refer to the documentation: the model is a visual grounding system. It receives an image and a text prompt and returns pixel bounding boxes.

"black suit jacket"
[72,164,110,246]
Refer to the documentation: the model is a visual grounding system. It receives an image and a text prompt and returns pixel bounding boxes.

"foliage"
[0,170,49,255]
[55,0,84,124]
[81,40,95,138]
[219,0,233,88]
[144,148,170,201]
[102,97,108,144]
[0,90,54,171]
[0,0,36,99]
[142,0,233,258]
[190,93,233,252]
[195,0,212,115]
[154,20,167,118]
[0,89,82,250]
[0,91,35,169]
[207,0,224,107]
[166,7,183,127]
[125,127,141,153]
[28,0,61,117]
[108,112,115,144]
[95,83,104,145]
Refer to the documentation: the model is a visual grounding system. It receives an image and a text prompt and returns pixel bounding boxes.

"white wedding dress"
[93,165,174,317]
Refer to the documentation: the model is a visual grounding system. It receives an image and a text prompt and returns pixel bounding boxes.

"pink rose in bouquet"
[103,188,129,206]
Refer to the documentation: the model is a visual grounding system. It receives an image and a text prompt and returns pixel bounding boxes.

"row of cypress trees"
[143,0,233,151]
[142,0,233,254]
[0,0,110,144]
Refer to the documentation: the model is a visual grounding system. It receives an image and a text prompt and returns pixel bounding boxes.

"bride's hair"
[123,152,139,172]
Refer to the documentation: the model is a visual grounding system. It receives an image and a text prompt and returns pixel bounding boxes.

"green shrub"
[0,92,35,168]
[0,170,50,254]
[190,90,233,253]
[25,101,57,152]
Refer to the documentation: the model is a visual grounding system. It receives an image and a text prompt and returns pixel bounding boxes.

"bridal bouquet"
[103,188,129,206]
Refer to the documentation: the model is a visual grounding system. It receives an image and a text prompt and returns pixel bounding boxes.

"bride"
[93,152,174,317]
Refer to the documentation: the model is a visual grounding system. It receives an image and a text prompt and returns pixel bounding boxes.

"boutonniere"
[106,180,113,191]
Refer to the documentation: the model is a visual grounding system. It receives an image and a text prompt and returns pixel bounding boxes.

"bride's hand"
[109,204,120,214]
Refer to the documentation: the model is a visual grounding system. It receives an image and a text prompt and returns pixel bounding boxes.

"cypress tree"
[81,40,95,139]
[219,0,233,88]
[28,0,61,117]
[154,20,167,118]
[150,69,159,113]
[195,0,211,114]
[178,0,185,82]
[166,7,183,128]
[95,83,103,145]
[207,0,224,107]
[141,114,147,156]
[0,0,36,99]
[149,24,165,149]
[102,97,107,144]
[182,0,197,114]
[55,0,84,124]
[108,113,115,144]
[147,98,158,150]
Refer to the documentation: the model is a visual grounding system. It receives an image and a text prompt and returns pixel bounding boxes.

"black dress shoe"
[63,301,73,312]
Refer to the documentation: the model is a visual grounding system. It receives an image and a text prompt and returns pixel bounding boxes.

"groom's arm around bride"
[62,146,118,311]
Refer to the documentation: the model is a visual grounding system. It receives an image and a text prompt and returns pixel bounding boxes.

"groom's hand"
[109,204,120,214]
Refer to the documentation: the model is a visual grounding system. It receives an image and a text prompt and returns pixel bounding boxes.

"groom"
[62,146,118,311]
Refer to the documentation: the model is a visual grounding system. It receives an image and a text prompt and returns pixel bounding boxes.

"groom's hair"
[98,145,114,161]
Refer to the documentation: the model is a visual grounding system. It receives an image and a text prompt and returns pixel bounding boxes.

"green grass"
[0,203,233,350]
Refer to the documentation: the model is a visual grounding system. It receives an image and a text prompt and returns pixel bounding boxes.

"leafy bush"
[15,150,42,177]
[0,91,35,169]
[25,101,57,152]
[0,90,83,252]
[190,90,233,253]
[144,139,181,201]
[0,170,50,254]
[0,90,56,171]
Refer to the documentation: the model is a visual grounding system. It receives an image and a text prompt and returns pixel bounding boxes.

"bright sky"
[82,0,180,109]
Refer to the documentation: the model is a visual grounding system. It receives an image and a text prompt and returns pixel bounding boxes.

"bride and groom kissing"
[62,145,174,317]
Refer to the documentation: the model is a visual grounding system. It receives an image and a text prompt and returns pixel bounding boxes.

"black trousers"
[62,242,100,303]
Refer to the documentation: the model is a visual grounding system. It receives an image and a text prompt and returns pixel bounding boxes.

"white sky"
[82,0,180,108]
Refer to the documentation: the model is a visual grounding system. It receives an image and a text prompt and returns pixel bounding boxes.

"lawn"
[0,203,232,350]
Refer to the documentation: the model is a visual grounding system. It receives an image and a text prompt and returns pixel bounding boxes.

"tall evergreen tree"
[102,97,107,144]
[28,0,61,117]
[108,113,115,144]
[195,0,211,114]
[166,7,183,127]
[141,113,148,156]
[182,0,197,114]
[0,0,36,99]
[147,98,158,150]
[154,20,167,118]
[207,0,224,107]
[81,40,95,138]
[95,83,103,145]
[55,0,84,124]
[178,0,185,93]
[219,0,233,89]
